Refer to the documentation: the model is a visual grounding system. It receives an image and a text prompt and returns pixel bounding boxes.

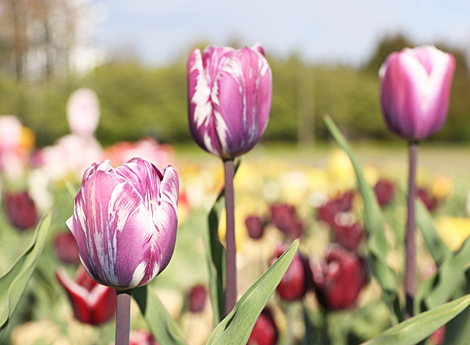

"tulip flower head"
[67,158,179,290]
[5,190,38,230]
[379,46,455,141]
[66,88,100,137]
[311,246,367,310]
[56,266,116,325]
[248,307,278,345]
[187,44,272,160]
[188,284,207,313]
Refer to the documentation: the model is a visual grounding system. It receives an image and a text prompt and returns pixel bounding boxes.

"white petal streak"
[129,261,147,288]
[190,51,212,129]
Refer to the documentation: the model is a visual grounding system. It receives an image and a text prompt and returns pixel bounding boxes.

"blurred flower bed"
[0,106,468,344]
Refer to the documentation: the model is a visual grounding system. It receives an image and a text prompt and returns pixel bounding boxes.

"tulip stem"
[224,159,237,316]
[405,142,418,319]
[115,289,132,345]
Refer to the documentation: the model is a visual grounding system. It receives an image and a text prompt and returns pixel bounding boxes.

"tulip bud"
[271,244,311,301]
[66,88,100,137]
[248,307,278,345]
[5,190,38,230]
[331,219,363,252]
[429,326,445,345]
[188,284,207,313]
[245,215,265,239]
[374,179,395,208]
[417,187,438,212]
[56,266,116,325]
[379,46,455,141]
[67,158,179,290]
[187,44,272,159]
[269,203,303,239]
[54,231,80,264]
[311,246,367,310]
[317,191,354,226]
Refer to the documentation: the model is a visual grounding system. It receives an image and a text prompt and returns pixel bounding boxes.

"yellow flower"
[435,217,470,251]
[430,174,453,201]
[20,126,35,152]
[328,149,355,191]
[218,208,249,251]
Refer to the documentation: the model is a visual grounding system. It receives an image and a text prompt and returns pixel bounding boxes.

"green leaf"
[361,293,470,345]
[324,116,400,323]
[0,212,51,339]
[202,158,241,326]
[65,180,78,200]
[206,239,299,345]
[424,236,470,310]
[133,285,187,345]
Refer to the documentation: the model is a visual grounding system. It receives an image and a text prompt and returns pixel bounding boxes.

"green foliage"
[361,294,470,345]
[0,212,51,340]
[325,116,400,323]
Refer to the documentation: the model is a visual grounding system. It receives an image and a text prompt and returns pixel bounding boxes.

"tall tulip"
[379,45,455,318]
[67,158,179,345]
[188,44,272,315]
[66,88,100,138]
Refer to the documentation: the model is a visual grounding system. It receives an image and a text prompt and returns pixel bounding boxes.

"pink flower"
[380,46,455,141]
[317,191,354,226]
[66,88,100,137]
[269,203,303,239]
[56,266,116,325]
[187,44,272,159]
[67,158,179,290]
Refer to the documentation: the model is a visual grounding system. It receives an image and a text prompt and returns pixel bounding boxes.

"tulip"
[56,266,116,325]
[429,326,445,345]
[245,214,265,240]
[248,307,278,345]
[317,191,354,227]
[54,231,80,264]
[331,221,363,252]
[187,44,272,160]
[311,246,367,310]
[269,203,303,239]
[380,46,455,318]
[379,46,455,141]
[188,284,207,313]
[271,243,311,301]
[188,43,272,315]
[5,190,38,230]
[374,179,395,208]
[66,88,100,138]
[66,158,179,290]
[417,187,438,212]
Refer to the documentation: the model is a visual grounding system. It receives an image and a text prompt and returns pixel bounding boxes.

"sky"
[92,0,470,66]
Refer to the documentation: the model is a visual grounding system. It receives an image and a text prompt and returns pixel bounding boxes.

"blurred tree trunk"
[296,63,315,148]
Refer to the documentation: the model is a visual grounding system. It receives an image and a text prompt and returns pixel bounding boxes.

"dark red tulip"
[188,284,207,313]
[417,188,438,212]
[54,231,80,264]
[247,307,278,345]
[245,215,265,239]
[269,203,303,239]
[271,243,311,301]
[311,246,367,310]
[56,266,116,325]
[429,326,445,345]
[331,221,364,252]
[4,190,37,230]
[317,191,354,226]
[374,179,395,207]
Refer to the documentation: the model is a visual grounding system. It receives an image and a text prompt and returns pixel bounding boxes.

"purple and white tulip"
[67,158,179,290]
[187,44,272,160]
[379,46,455,141]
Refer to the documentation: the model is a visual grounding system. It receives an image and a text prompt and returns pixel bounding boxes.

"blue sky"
[93,0,470,66]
